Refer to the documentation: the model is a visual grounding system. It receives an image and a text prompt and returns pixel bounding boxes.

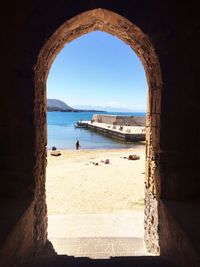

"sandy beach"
[46,145,145,215]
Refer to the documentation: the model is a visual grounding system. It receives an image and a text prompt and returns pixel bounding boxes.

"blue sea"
[47,111,146,149]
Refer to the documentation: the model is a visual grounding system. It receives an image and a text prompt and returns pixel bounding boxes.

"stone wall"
[92,114,146,126]
[92,114,116,124]
[0,199,35,267]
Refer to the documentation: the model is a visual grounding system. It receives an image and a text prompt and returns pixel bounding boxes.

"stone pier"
[78,120,146,142]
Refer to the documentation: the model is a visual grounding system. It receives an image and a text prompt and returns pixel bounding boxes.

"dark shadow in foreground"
[18,240,181,267]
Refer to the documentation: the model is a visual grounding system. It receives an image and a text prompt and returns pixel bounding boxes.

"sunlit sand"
[46,146,145,215]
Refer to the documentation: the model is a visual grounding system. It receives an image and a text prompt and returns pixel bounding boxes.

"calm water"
[47,111,146,149]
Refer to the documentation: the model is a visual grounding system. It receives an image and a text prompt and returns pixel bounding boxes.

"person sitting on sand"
[76,139,80,150]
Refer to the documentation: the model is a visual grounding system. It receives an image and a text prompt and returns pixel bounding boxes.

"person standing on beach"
[76,139,80,150]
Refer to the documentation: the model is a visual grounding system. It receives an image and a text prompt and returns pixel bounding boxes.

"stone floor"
[19,211,181,266]
[48,237,148,258]
[47,212,151,258]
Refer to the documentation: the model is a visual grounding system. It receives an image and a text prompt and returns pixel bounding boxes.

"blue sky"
[47,31,147,112]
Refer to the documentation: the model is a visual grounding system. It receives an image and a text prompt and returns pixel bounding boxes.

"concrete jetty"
[76,115,146,142]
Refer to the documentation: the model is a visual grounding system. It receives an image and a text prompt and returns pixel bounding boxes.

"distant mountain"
[47,99,75,111]
[47,99,105,112]
[73,104,143,113]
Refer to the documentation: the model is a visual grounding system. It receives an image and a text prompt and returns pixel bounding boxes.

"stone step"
[49,237,149,258]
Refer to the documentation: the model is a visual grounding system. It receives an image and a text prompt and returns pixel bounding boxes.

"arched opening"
[46,30,148,258]
[34,8,162,256]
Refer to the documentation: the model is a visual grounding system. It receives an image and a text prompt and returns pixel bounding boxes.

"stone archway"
[34,8,162,254]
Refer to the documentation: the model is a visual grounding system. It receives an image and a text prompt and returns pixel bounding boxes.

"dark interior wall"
[155,3,200,199]
[0,0,199,266]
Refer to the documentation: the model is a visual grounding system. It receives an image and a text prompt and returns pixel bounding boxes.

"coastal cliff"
[47,99,75,112]
[47,98,105,112]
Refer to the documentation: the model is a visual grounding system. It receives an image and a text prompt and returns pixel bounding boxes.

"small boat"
[74,120,88,128]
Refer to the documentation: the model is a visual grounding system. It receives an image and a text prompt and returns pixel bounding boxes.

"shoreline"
[47,141,146,151]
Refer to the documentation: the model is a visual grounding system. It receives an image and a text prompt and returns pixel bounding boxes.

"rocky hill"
[47,99,105,112]
[47,99,75,111]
